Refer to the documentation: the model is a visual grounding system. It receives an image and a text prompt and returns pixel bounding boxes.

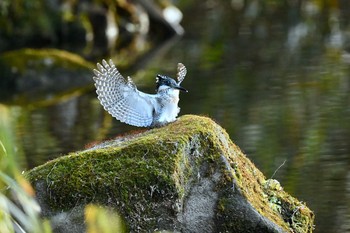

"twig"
[270,159,286,179]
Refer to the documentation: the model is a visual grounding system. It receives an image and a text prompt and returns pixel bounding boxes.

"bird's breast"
[154,92,180,125]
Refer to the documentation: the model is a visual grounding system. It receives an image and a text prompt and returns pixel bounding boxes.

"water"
[1,1,350,232]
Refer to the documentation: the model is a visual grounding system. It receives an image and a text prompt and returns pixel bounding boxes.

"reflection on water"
[1,1,350,232]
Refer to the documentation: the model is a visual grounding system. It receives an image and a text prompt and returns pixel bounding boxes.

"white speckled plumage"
[93,59,187,127]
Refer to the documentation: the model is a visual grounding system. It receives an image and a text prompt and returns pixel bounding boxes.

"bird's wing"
[176,63,187,84]
[93,59,155,127]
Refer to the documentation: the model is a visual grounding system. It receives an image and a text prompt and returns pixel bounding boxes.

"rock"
[0,49,93,105]
[25,115,314,233]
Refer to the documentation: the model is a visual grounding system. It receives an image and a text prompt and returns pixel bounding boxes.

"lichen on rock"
[25,115,314,232]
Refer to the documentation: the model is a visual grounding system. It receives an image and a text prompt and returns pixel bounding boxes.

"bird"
[93,59,188,128]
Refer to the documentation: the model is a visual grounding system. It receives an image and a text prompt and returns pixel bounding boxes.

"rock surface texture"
[26,115,314,233]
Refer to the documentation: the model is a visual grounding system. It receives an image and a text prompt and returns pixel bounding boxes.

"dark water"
[1,1,350,232]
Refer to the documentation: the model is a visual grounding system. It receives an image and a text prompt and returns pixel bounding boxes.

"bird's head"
[156,75,188,93]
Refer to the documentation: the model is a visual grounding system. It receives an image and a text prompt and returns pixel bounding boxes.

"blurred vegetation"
[85,205,127,233]
[0,102,126,232]
[0,105,51,232]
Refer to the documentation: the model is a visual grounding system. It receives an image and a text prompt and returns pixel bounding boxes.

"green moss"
[25,115,314,232]
[263,179,315,233]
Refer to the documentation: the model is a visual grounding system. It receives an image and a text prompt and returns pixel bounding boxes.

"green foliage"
[0,105,52,233]
[0,172,52,233]
[85,204,127,233]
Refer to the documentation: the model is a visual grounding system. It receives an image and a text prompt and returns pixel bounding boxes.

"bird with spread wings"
[93,60,187,127]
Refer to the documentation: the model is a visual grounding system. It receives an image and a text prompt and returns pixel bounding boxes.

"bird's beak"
[175,84,188,92]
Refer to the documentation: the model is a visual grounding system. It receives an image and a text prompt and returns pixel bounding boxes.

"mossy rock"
[26,115,314,233]
[0,48,93,106]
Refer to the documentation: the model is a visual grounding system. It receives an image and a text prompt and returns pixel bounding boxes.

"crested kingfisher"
[93,59,188,127]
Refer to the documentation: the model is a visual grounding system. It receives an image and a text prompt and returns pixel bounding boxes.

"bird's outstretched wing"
[176,63,187,84]
[93,59,155,127]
